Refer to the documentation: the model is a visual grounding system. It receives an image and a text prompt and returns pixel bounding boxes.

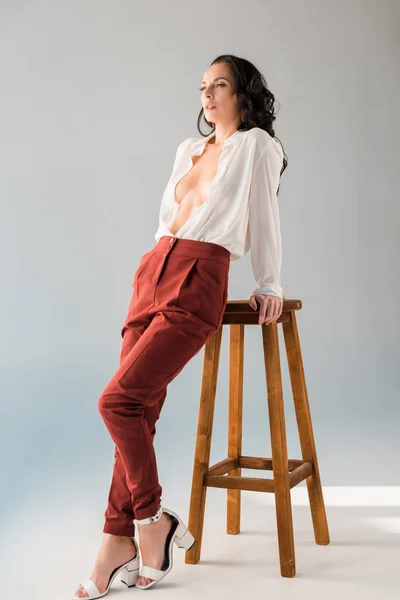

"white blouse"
[154,126,285,299]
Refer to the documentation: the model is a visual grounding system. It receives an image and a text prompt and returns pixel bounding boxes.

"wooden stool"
[185,299,330,577]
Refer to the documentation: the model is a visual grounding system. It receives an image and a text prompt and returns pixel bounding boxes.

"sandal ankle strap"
[135,503,163,525]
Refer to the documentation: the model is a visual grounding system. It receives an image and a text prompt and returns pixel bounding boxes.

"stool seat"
[185,298,330,578]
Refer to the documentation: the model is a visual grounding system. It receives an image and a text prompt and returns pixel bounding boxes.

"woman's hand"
[248,293,283,326]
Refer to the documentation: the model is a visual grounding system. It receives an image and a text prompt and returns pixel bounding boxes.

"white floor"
[1,480,399,599]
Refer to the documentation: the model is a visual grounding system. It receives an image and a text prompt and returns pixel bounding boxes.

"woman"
[73,53,288,598]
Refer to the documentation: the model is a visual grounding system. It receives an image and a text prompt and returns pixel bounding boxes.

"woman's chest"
[174,146,223,208]
[167,142,250,237]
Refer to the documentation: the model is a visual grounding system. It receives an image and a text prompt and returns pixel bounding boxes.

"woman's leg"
[103,319,168,536]
[75,237,229,595]
[103,395,167,536]
[97,307,213,521]
[96,236,229,588]
[74,254,172,598]
[98,238,227,524]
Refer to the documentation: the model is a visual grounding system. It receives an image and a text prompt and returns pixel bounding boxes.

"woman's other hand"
[248,294,283,326]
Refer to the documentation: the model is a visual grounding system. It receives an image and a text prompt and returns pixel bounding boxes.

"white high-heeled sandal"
[134,504,195,590]
[72,536,140,599]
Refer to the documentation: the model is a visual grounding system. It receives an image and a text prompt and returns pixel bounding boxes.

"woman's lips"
[205,105,216,110]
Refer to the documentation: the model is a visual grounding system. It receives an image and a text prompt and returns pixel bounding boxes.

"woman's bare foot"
[136,512,174,587]
[74,533,137,598]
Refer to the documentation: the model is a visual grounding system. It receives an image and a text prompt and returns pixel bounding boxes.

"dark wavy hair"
[197,54,287,194]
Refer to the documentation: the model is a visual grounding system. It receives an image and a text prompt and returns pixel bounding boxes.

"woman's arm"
[247,137,285,300]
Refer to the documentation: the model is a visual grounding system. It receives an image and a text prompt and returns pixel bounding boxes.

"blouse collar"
[189,129,243,154]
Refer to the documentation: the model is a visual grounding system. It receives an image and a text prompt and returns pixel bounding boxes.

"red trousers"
[99,235,230,536]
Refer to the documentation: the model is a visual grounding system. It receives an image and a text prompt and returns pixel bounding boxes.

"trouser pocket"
[132,249,155,286]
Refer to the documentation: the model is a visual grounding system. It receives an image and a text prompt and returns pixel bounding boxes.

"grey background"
[0,1,399,591]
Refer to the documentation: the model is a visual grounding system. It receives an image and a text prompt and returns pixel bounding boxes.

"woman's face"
[200,63,242,128]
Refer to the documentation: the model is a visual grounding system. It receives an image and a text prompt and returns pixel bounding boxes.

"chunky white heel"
[120,557,139,587]
[134,504,195,590]
[174,525,195,549]
[72,537,140,599]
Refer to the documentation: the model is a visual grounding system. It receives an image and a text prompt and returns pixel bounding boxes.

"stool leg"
[227,324,244,534]
[185,325,224,564]
[262,321,296,578]
[282,311,330,546]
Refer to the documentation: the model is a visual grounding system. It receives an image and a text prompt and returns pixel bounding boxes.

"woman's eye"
[199,83,225,91]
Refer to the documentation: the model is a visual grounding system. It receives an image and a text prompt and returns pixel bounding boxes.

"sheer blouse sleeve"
[247,137,285,299]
